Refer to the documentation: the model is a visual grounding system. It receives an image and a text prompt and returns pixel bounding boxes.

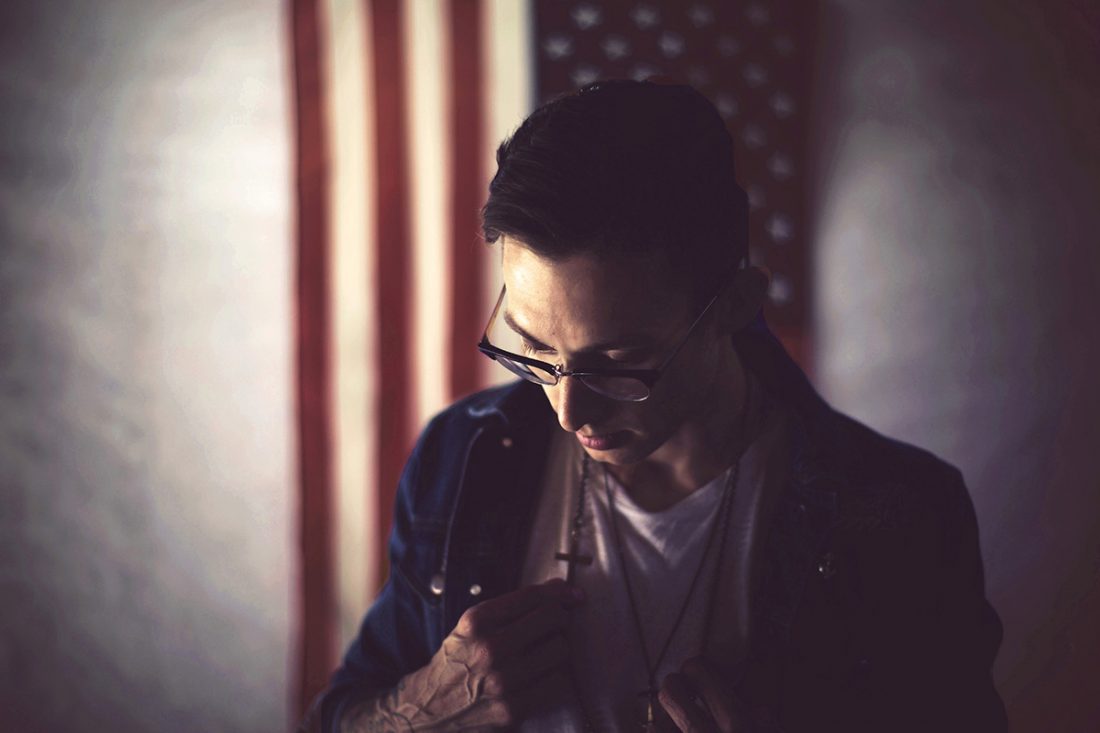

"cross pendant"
[554,531,593,584]
[637,688,659,733]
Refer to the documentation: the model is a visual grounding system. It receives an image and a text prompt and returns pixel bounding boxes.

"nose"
[550,375,604,433]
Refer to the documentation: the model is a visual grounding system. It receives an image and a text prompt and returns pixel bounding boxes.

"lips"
[577,431,628,451]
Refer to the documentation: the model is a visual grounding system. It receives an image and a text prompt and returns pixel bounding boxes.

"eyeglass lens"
[492,354,650,402]
[494,355,557,385]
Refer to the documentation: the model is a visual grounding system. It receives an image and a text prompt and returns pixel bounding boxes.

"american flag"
[290,0,812,716]
[534,1,813,358]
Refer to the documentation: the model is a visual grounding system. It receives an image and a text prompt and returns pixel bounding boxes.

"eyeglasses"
[476,275,732,402]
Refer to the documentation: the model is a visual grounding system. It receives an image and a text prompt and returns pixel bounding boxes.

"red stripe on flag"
[370,0,414,584]
[447,0,487,400]
[290,0,336,718]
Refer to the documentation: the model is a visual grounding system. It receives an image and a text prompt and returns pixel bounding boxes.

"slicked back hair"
[481,79,749,306]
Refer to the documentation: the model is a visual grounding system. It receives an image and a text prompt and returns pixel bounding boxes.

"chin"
[579,435,651,466]
[582,445,629,465]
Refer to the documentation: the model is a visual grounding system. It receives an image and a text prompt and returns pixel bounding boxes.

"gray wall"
[810,1,1100,729]
[0,2,294,731]
[4,0,1098,730]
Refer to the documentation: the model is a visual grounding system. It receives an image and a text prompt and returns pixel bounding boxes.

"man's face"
[500,238,734,467]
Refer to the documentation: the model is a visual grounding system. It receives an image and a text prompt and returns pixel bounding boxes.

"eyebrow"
[502,310,654,353]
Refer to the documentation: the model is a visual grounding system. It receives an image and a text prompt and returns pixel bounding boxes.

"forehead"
[500,239,692,345]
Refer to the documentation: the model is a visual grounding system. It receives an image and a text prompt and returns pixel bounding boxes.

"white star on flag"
[571,64,601,87]
[717,34,741,57]
[630,4,659,29]
[543,35,573,60]
[688,4,715,28]
[658,31,685,58]
[746,3,770,26]
[572,4,602,30]
[743,62,768,87]
[601,35,630,61]
[766,213,794,242]
[768,153,794,180]
[770,91,795,119]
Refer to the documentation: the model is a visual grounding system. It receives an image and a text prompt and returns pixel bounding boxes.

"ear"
[723,265,770,332]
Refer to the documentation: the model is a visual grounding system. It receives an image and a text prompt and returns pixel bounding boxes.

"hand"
[351,578,583,731]
[658,655,754,733]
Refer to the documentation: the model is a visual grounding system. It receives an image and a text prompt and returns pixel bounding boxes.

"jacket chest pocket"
[391,522,446,614]
[787,536,935,694]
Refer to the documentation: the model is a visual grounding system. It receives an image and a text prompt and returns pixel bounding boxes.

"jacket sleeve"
[924,468,1008,732]
[298,417,449,733]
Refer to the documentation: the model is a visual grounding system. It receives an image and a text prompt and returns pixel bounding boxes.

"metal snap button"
[429,573,445,595]
[469,583,482,596]
[501,436,514,448]
[817,552,837,579]
[854,657,872,678]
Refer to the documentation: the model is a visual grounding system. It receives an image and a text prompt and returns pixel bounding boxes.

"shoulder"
[809,406,970,534]
[415,379,551,449]
[397,380,552,505]
[830,409,961,486]
[736,319,970,531]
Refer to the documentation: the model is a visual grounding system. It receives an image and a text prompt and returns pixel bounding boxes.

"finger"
[465,632,568,700]
[509,667,572,721]
[457,579,579,635]
[700,648,748,685]
[659,673,719,733]
[489,595,571,656]
[498,631,569,691]
[680,657,748,732]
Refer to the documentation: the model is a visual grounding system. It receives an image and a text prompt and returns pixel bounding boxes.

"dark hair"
[481,79,748,300]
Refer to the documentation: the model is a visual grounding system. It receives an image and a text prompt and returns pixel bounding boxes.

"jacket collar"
[733,318,846,642]
[462,376,549,428]
[462,314,854,500]
[466,314,834,435]
[461,318,845,643]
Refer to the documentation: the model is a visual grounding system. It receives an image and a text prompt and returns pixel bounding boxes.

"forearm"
[338,677,414,733]
[337,661,489,733]
[336,580,577,732]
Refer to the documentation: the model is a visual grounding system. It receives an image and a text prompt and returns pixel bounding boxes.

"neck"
[609,351,758,511]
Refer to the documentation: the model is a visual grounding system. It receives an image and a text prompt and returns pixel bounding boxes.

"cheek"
[541,383,558,411]
[650,348,717,413]
[643,390,689,431]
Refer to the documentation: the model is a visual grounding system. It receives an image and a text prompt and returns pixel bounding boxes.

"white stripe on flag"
[408,0,451,431]
[318,0,535,654]
[483,0,534,388]
[322,0,379,653]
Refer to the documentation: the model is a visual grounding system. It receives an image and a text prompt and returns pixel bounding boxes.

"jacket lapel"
[755,415,841,643]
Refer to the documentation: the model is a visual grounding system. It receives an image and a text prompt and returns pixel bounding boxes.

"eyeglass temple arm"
[654,261,746,372]
[654,288,724,372]
[480,284,508,345]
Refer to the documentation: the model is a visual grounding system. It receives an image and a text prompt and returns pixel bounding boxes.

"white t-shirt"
[518,402,789,732]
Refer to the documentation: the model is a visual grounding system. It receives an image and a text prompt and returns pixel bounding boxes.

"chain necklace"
[562,376,758,732]
[605,458,737,732]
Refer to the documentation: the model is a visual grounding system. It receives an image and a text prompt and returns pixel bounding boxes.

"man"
[307,80,1007,732]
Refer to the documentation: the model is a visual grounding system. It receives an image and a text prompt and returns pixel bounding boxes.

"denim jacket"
[311,321,1008,732]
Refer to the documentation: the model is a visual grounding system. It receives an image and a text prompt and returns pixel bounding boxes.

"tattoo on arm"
[383,678,406,711]
[341,678,413,733]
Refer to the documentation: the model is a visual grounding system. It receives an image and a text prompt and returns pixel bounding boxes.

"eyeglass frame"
[476,267,739,402]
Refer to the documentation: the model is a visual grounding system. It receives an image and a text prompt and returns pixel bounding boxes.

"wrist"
[339,680,414,733]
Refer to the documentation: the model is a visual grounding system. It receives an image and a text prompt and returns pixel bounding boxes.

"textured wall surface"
[4,0,1098,730]
[0,2,294,731]
[810,1,1100,730]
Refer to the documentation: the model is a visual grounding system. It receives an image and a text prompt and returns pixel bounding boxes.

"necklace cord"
[701,373,761,649]
[567,372,759,730]
[603,459,738,690]
[608,371,757,687]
